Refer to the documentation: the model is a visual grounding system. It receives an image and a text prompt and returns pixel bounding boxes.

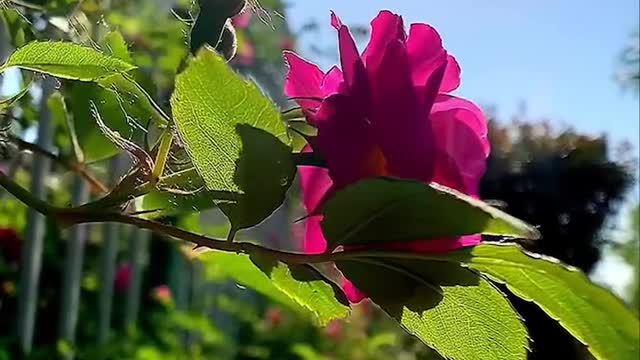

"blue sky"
[288,0,639,149]
[287,0,639,296]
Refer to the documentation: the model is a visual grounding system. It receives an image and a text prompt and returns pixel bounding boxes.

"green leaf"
[321,177,539,250]
[0,9,33,48]
[62,34,167,162]
[0,82,30,114]
[141,167,236,217]
[48,92,81,161]
[337,258,527,360]
[448,243,640,360]
[199,250,350,325]
[171,48,295,231]
[65,78,156,163]
[0,41,136,81]
[102,31,133,63]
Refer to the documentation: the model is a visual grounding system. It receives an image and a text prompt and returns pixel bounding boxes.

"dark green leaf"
[171,48,294,231]
[199,250,349,325]
[0,9,33,48]
[322,177,539,250]
[65,79,153,163]
[337,258,527,360]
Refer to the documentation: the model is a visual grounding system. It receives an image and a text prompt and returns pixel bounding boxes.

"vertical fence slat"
[97,156,124,344]
[58,176,90,357]
[124,227,149,326]
[168,246,190,310]
[16,78,55,354]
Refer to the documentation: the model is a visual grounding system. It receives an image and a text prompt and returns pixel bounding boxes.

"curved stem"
[1,169,449,266]
[10,136,109,193]
[0,170,56,215]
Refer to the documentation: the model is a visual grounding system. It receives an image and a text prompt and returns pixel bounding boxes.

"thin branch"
[0,168,330,263]
[10,136,109,193]
[0,169,56,215]
[57,209,336,264]
[2,168,454,267]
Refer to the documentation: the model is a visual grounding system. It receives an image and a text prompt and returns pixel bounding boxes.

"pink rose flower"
[284,11,490,303]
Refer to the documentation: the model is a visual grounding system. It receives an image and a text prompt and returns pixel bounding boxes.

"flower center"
[365,146,389,176]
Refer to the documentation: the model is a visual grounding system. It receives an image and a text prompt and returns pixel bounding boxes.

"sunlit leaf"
[0,41,136,81]
[337,258,527,360]
[0,82,30,114]
[447,243,640,360]
[62,34,166,162]
[171,48,294,231]
[200,250,350,325]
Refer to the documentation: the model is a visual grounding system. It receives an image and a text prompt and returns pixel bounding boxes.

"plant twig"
[0,168,331,263]
[10,136,109,193]
[1,167,458,267]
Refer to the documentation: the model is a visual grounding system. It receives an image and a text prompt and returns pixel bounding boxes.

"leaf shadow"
[337,252,477,317]
[220,124,295,230]
[250,253,350,307]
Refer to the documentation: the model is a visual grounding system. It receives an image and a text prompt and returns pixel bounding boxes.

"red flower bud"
[265,307,283,328]
[114,264,131,293]
[0,228,22,263]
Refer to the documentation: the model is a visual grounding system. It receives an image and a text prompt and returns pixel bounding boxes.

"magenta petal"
[330,11,343,29]
[369,40,434,180]
[321,66,344,96]
[303,215,327,254]
[284,51,325,109]
[406,23,447,87]
[315,94,376,187]
[440,55,462,93]
[341,276,367,303]
[432,94,490,155]
[331,13,367,93]
[299,148,333,213]
[429,100,489,196]
[362,10,406,70]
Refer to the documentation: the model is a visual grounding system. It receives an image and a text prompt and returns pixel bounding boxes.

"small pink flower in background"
[114,264,131,293]
[280,37,295,51]
[232,9,252,29]
[234,35,256,66]
[284,10,490,303]
[323,319,344,341]
[152,285,172,304]
[0,228,21,263]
